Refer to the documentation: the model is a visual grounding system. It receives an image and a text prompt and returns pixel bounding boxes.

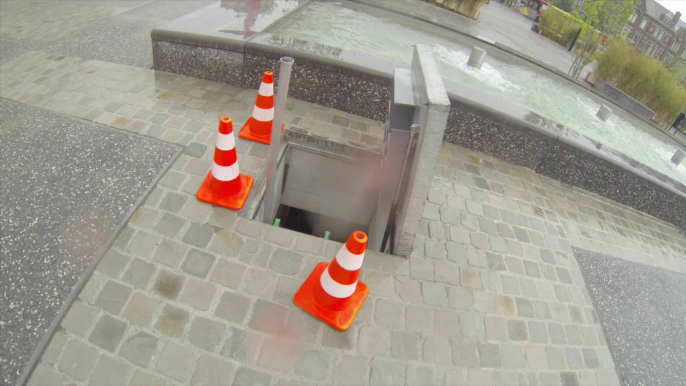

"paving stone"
[516,297,535,318]
[181,199,213,222]
[189,316,227,352]
[334,355,369,385]
[406,364,435,386]
[568,304,585,324]
[238,239,272,267]
[565,347,584,370]
[470,232,490,250]
[61,301,99,337]
[294,234,324,255]
[43,330,67,365]
[90,354,132,386]
[469,369,493,385]
[448,286,474,310]
[560,372,579,386]
[444,368,468,385]
[153,239,188,267]
[269,248,303,275]
[180,277,217,311]
[369,357,405,386]
[322,325,357,350]
[97,249,131,278]
[519,278,539,298]
[507,320,528,341]
[215,291,251,323]
[546,346,567,370]
[28,363,64,386]
[523,260,541,278]
[154,304,189,338]
[120,331,159,367]
[556,267,573,284]
[208,207,238,229]
[434,308,461,336]
[129,207,159,228]
[473,291,496,313]
[209,258,246,290]
[420,334,450,365]
[460,266,482,289]
[529,321,549,344]
[406,305,434,333]
[453,339,479,367]
[422,281,448,306]
[243,268,277,297]
[460,312,485,338]
[236,217,265,239]
[409,255,434,280]
[582,348,599,369]
[549,322,568,345]
[93,282,132,319]
[121,258,155,289]
[156,341,194,382]
[501,343,526,369]
[159,170,185,190]
[425,238,447,259]
[496,295,516,316]
[123,292,160,327]
[513,227,530,243]
[566,325,585,346]
[58,339,99,381]
[127,231,161,257]
[182,248,216,278]
[249,299,287,334]
[358,326,391,356]
[191,354,235,385]
[478,342,502,368]
[501,275,520,295]
[182,223,215,248]
[391,330,422,360]
[221,326,262,364]
[526,345,549,370]
[485,316,508,341]
[294,349,331,381]
[152,270,185,300]
[234,367,272,386]
[184,142,207,158]
[89,314,127,352]
[258,337,299,371]
[374,299,404,329]
[284,310,322,342]
[209,230,244,258]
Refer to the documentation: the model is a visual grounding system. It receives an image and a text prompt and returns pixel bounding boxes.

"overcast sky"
[659,0,686,15]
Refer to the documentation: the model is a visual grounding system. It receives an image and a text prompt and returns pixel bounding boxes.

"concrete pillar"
[596,105,613,122]
[672,149,685,165]
[467,47,487,70]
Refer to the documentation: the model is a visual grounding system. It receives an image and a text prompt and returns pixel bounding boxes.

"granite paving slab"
[574,248,686,386]
[0,99,179,385]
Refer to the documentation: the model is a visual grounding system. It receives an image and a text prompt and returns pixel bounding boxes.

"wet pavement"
[1,1,685,385]
[0,99,179,385]
[574,248,686,386]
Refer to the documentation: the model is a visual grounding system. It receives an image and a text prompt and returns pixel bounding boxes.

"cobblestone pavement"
[2,47,685,385]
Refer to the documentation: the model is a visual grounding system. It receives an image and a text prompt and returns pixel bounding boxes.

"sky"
[659,0,686,15]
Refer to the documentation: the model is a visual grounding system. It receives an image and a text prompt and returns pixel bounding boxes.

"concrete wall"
[595,80,656,121]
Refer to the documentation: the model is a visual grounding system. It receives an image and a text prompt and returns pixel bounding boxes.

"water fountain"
[151,0,686,230]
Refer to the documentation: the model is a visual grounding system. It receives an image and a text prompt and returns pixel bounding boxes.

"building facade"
[625,0,686,68]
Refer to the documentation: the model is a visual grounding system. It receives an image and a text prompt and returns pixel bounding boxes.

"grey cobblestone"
[270,248,303,275]
[156,341,195,382]
[154,304,189,338]
[97,249,131,278]
[189,316,226,352]
[374,299,404,329]
[234,367,272,386]
[295,349,331,381]
[180,277,217,311]
[61,301,99,337]
[335,355,369,385]
[89,314,127,352]
[406,364,435,386]
[152,270,185,300]
[391,330,422,360]
[215,291,251,324]
[42,330,67,365]
[370,357,405,386]
[153,239,188,268]
[209,229,244,257]
[192,354,235,385]
[90,354,132,386]
[121,258,155,289]
[182,223,215,248]
[120,332,159,367]
[58,339,99,381]
[182,248,216,278]
[221,326,262,364]
[123,292,160,327]
[322,325,357,350]
[95,281,132,315]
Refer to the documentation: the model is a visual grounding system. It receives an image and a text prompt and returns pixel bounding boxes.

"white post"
[596,105,613,122]
[467,47,487,70]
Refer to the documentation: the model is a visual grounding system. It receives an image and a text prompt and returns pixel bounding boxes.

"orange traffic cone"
[196,117,254,211]
[294,231,370,331]
[238,71,284,145]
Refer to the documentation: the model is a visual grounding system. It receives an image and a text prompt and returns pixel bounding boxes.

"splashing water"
[273,2,686,185]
